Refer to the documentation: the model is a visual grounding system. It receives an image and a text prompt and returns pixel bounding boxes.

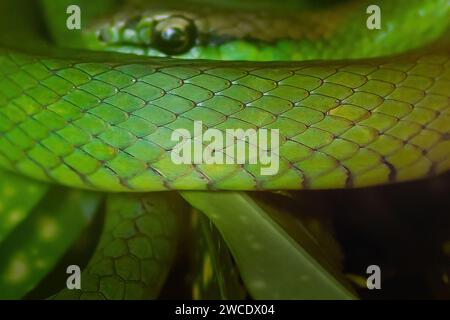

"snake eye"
[153,16,196,55]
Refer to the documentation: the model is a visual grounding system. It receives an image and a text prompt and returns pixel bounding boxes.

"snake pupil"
[153,16,196,55]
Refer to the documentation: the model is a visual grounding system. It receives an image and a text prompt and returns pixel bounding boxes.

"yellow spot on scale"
[5,254,28,283]
[38,216,59,241]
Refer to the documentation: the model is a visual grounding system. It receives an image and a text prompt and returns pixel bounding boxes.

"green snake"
[0,0,449,299]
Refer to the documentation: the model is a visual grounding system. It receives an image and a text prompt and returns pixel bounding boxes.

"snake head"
[95,12,198,56]
[83,0,360,61]
[84,3,207,58]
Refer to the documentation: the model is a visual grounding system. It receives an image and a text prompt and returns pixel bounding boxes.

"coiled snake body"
[0,0,449,299]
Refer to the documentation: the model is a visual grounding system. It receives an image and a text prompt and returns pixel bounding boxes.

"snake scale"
[0,0,449,299]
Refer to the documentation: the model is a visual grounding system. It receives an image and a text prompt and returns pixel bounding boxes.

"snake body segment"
[52,192,186,299]
[0,45,449,191]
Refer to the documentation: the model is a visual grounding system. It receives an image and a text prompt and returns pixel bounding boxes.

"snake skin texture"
[52,192,185,299]
[0,45,449,192]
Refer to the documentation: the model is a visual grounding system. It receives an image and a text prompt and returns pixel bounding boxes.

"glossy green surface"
[0,0,449,191]
[52,192,186,299]
[1,45,449,191]
[0,0,449,300]
[0,187,100,299]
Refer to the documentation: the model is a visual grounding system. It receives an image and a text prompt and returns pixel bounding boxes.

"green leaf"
[0,169,48,244]
[181,191,357,300]
[0,187,101,299]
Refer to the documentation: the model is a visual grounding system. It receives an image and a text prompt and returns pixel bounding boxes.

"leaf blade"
[182,191,357,300]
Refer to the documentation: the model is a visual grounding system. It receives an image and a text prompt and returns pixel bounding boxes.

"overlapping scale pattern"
[52,193,184,300]
[0,47,449,191]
